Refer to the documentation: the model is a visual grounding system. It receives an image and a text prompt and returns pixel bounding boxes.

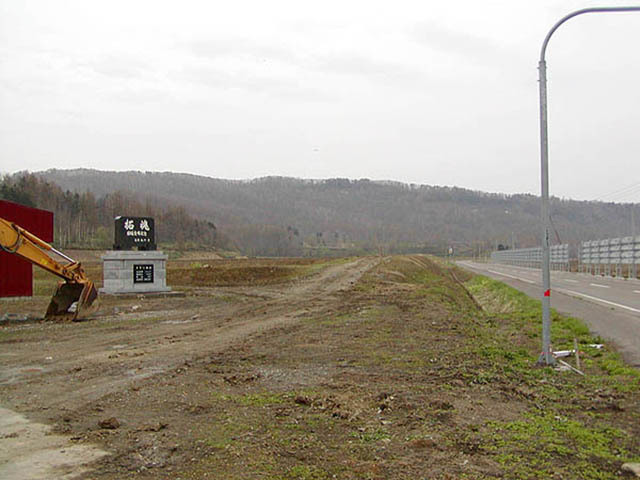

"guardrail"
[580,236,640,278]
[490,244,569,270]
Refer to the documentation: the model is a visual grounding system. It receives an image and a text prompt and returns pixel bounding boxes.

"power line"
[606,186,640,203]
[595,180,640,203]
[597,181,640,200]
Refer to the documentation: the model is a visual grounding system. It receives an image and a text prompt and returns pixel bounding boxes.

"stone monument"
[100,216,171,294]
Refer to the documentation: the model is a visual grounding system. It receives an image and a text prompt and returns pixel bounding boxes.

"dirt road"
[0,257,379,479]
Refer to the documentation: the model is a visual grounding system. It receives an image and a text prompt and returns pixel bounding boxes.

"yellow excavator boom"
[0,216,98,321]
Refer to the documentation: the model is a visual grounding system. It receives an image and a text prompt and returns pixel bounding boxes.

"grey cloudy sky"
[1,0,639,201]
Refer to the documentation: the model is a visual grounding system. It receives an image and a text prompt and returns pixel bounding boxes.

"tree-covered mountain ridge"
[23,168,636,256]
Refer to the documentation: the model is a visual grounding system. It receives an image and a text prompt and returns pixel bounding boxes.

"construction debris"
[556,359,584,376]
[622,463,640,477]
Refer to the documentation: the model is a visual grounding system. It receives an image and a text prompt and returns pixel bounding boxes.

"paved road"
[457,261,640,367]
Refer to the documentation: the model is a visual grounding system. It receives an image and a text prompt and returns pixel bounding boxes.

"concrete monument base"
[100,250,171,294]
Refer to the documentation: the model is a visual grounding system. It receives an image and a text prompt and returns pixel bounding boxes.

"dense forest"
[0,174,225,251]
[1,169,638,257]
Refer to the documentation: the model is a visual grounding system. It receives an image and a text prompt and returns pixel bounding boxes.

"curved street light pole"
[538,6,640,365]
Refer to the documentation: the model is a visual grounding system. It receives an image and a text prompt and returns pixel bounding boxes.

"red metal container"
[0,200,54,297]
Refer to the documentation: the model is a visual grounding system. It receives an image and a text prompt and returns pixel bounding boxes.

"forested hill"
[13,168,634,257]
[0,173,223,251]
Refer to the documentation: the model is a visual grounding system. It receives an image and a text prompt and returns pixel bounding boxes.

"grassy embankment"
[168,255,639,480]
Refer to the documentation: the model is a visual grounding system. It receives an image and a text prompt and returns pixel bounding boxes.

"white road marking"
[487,269,536,285]
[459,262,639,314]
[564,279,578,283]
[556,288,640,314]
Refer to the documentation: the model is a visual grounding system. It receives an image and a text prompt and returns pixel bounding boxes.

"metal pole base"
[536,352,557,366]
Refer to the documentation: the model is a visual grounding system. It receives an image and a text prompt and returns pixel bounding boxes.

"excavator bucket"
[44,281,99,321]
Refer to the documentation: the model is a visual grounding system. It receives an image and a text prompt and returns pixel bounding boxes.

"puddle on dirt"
[0,407,108,480]
[0,366,47,385]
[161,318,199,325]
[124,365,166,381]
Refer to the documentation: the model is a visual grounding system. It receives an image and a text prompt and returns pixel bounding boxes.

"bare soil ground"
[1,255,639,479]
[0,256,374,478]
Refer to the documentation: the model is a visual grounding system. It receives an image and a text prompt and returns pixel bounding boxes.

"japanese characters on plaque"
[114,216,156,251]
[133,264,154,283]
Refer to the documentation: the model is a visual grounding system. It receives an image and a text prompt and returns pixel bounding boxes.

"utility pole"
[538,6,640,366]
[633,206,638,279]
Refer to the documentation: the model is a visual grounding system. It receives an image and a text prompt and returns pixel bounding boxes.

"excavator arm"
[0,217,98,321]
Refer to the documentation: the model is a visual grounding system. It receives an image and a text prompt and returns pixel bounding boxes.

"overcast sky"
[1,0,639,201]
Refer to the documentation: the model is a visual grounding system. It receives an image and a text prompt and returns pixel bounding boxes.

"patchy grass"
[466,275,640,388]
[212,391,286,407]
[482,412,632,479]
[84,255,640,480]
[465,274,640,479]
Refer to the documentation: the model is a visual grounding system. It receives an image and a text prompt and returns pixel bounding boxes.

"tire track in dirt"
[0,256,379,480]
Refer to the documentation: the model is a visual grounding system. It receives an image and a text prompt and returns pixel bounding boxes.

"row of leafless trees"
[0,174,224,250]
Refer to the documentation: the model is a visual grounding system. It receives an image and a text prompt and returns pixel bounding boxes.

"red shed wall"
[0,200,54,297]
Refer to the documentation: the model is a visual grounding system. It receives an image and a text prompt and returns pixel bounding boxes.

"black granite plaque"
[133,264,154,283]
[114,216,156,250]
